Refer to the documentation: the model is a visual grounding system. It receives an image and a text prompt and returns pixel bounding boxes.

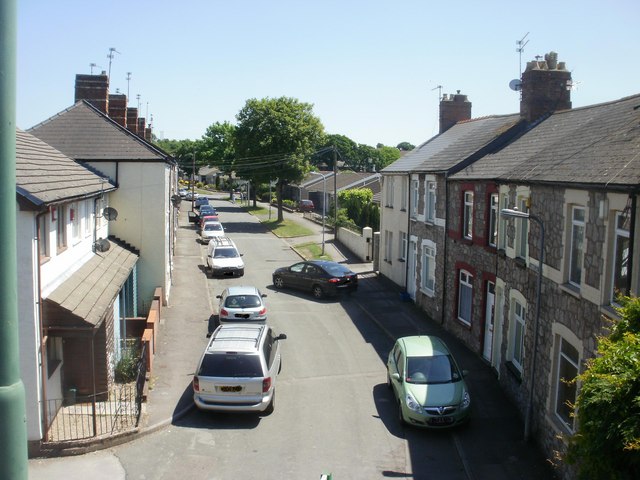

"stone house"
[450,88,640,476]
[16,129,139,453]
[28,80,178,311]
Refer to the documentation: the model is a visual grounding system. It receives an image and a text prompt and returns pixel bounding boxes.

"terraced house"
[379,51,640,476]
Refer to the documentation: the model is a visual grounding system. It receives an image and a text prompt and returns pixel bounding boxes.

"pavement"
[29,193,557,479]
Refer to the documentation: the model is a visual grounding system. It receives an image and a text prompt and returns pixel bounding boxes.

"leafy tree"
[376,145,401,171]
[565,295,640,479]
[155,138,203,178]
[315,134,358,170]
[201,121,236,175]
[234,97,325,218]
[397,141,415,151]
[337,188,379,230]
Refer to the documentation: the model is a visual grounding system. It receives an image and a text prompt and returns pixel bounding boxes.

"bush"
[115,351,139,383]
[283,199,296,209]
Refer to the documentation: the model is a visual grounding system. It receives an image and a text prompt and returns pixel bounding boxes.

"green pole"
[0,0,29,477]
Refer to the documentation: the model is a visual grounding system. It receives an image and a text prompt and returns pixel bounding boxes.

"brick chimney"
[439,91,471,133]
[108,93,127,127]
[74,72,109,114]
[520,51,572,122]
[137,117,146,139]
[126,108,138,135]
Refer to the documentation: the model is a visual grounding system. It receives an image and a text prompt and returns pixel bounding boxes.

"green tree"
[234,97,325,218]
[397,141,415,151]
[156,138,204,178]
[315,134,358,170]
[337,188,379,230]
[565,295,640,479]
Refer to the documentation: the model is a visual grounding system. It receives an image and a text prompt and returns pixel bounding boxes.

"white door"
[482,281,495,361]
[407,239,417,298]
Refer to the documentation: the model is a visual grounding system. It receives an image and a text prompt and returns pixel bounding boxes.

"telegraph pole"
[333,146,338,231]
[0,0,29,477]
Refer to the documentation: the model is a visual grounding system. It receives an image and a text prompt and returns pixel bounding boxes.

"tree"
[315,134,358,171]
[337,188,379,230]
[201,121,236,175]
[397,141,415,151]
[155,138,203,178]
[565,295,640,479]
[234,97,325,218]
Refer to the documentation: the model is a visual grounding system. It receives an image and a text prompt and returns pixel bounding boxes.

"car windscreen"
[225,295,261,308]
[214,247,239,258]
[406,355,460,384]
[204,223,222,231]
[198,353,263,377]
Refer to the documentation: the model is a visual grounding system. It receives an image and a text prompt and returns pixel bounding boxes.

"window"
[421,243,436,294]
[83,200,92,237]
[554,338,579,431]
[400,177,408,211]
[498,194,508,249]
[37,214,49,262]
[457,270,473,325]
[611,211,630,302]
[385,230,393,262]
[463,191,473,240]
[385,177,395,207]
[47,337,62,377]
[425,181,436,223]
[488,193,498,247]
[569,206,585,286]
[511,300,526,372]
[410,179,419,218]
[516,198,529,259]
[70,202,80,242]
[56,205,67,253]
[399,232,407,261]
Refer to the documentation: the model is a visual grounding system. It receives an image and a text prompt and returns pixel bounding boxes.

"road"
[29,196,554,480]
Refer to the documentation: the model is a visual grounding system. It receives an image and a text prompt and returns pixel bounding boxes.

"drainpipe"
[626,195,636,296]
[441,172,449,324]
[404,173,411,290]
[0,0,29,476]
[35,212,49,442]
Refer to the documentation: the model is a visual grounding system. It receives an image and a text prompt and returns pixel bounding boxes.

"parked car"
[272,260,358,299]
[298,199,315,212]
[198,205,217,216]
[199,214,220,231]
[206,236,244,277]
[193,324,286,414]
[195,196,210,209]
[200,221,225,243]
[178,188,188,198]
[216,286,267,324]
[185,191,199,200]
[387,335,471,428]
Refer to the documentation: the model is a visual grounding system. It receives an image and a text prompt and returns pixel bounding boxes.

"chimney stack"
[520,51,572,122]
[137,117,146,139]
[108,93,127,127]
[74,72,109,114]
[126,108,138,135]
[439,91,472,133]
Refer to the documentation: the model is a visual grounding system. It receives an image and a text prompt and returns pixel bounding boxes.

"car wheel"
[265,391,275,415]
[273,276,284,289]
[312,285,324,299]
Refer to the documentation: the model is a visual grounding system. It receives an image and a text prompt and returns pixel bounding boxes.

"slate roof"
[16,129,116,209]
[452,94,640,188]
[27,101,173,164]
[381,114,522,174]
[306,171,380,193]
[43,239,139,328]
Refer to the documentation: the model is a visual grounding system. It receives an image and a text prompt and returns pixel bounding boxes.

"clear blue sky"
[17,0,640,148]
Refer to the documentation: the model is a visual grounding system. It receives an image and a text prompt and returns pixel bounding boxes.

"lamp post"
[310,171,330,255]
[500,207,545,442]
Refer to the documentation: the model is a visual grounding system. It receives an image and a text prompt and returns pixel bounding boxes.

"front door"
[407,239,417,298]
[482,281,495,362]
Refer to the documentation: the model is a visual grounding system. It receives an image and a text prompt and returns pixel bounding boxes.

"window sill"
[419,287,435,298]
[456,317,472,329]
[559,283,580,299]
[505,361,523,383]
[397,258,405,263]
[600,304,621,320]
[514,257,527,268]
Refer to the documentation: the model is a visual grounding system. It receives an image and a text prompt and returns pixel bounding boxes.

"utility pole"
[0,1,29,477]
[333,146,338,231]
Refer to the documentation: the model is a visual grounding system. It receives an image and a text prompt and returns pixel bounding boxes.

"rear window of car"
[198,353,263,378]
[204,223,222,231]
[323,263,352,276]
[214,247,239,258]
[225,295,261,308]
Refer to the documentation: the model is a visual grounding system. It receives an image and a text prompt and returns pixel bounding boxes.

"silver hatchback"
[216,285,267,324]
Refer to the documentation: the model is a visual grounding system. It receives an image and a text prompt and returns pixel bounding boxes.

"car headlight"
[405,392,423,414]
[461,390,471,409]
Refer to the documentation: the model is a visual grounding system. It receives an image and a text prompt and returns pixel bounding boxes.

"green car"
[387,335,471,428]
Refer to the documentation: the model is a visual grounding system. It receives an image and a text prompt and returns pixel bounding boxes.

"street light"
[310,171,330,255]
[500,207,545,442]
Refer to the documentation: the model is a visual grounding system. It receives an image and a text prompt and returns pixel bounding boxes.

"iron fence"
[43,343,148,443]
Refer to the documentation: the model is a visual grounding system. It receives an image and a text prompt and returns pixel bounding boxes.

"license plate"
[220,386,242,392]
[429,416,454,425]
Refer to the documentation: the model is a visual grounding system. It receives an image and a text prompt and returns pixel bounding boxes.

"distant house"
[29,95,178,311]
[288,171,380,212]
[198,165,221,186]
[16,129,138,454]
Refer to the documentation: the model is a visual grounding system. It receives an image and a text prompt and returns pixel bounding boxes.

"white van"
[206,236,244,277]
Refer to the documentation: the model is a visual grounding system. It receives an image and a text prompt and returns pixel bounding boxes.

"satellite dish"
[171,194,182,207]
[102,206,118,221]
[94,238,111,252]
[509,79,522,91]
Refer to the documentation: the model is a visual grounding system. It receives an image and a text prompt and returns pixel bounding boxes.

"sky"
[17,0,640,148]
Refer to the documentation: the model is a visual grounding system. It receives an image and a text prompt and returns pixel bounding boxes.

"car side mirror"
[206,332,212,338]
[391,372,401,381]
[240,253,244,257]
[276,334,287,341]
[216,295,221,299]
[261,294,267,298]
